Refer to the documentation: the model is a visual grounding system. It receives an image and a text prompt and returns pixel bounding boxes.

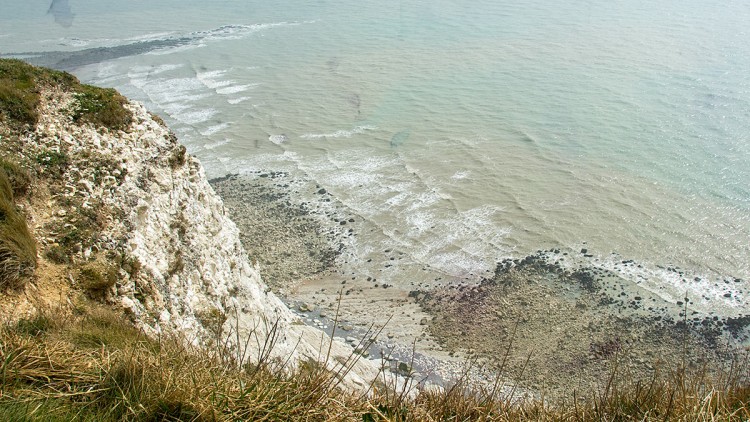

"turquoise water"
[2,0,749,313]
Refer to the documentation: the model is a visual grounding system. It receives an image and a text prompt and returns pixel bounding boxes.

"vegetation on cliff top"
[0,58,134,292]
[0,58,132,131]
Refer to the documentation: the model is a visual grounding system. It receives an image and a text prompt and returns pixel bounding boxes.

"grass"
[0,304,748,421]
[0,58,132,132]
[0,166,36,289]
[0,307,368,421]
[0,157,32,197]
[0,59,77,128]
[71,85,133,131]
[78,261,117,297]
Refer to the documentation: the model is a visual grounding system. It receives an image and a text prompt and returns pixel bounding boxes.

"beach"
[211,172,749,400]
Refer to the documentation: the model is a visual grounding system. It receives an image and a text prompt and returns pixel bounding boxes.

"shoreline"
[210,172,750,401]
[210,173,475,385]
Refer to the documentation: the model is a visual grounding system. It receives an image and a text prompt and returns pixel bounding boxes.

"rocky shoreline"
[210,172,476,386]
[212,172,750,401]
[418,254,748,399]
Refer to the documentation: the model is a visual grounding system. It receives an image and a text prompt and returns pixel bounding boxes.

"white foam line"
[269,134,288,145]
[130,64,185,75]
[200,123,230,136]
[542,252,747,316]
[228,96,252,105]
[199,22,302,41]
[451,170,470,180]
[300,125,377,140]
[202,138,231,150]
[175,109,218,125]
[216,84,255,95]
[124,31,178,42]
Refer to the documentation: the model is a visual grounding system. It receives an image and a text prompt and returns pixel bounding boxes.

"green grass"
[71,85,133,131]
[78,262,117,294]
[0,166,36,289]
[0,59,77,128]
[0,157,32,197]
[0,58,132,131]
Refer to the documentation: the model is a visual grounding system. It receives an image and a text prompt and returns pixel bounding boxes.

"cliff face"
[3,77,380,390]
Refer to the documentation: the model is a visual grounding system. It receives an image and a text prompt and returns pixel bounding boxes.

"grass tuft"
[0,59,133,132]
[12,314,54,337]
[0,59,77,128]
[0,167,36,289]
[71,85,133,131]
[168,144,187,169]
[79,261,117,292]
[0,157,32,197]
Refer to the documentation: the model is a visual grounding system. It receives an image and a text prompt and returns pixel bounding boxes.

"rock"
[354,344,369,356]
[121,296,136,312]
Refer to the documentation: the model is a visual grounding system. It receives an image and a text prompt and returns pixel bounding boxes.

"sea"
[2,0,749,318]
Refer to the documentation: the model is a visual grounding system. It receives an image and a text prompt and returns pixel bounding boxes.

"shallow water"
[2,0,749,316]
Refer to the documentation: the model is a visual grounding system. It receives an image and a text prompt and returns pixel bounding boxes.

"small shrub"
[13,314,53,337]
[0,157,31,197]
[35,149,69,175]
[78,261,117,293]
[196,307,227,338]
[44,244,69,264]
[168,144,187,169]
[149,112,166,127]
[58,226,83,251]
[0,168,37,289]
[71,85,133,131]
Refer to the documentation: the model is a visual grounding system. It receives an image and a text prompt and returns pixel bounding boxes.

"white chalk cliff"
[32,86,381,390]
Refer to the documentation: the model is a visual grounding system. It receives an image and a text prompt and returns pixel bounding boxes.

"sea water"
[2,0,749,316]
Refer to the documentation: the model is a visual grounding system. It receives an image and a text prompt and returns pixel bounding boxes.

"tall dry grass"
[1,305,748,421]
[0,165,36,289]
